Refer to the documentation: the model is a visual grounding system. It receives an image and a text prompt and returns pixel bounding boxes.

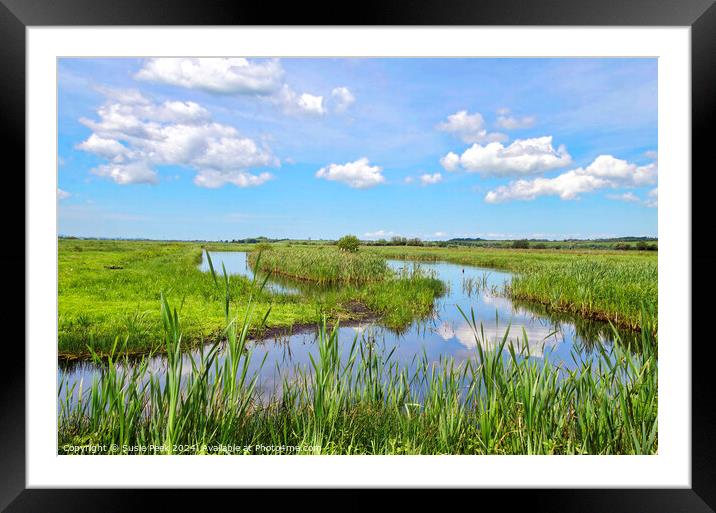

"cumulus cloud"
[57,188,71,200]
[646,187,658,208]
[442,136,572,177]
[420,172,443,185]
[77,134,133,162]
[495,109,537,130]
[484,155,657,203]
[276,85,325,115]
[440,152,461,172]
[331,87,355,113]
[136,58,354,118]
[437,110,507,144]
[315,158,385,189]
[135,58,284,95]
[77,89,278,187]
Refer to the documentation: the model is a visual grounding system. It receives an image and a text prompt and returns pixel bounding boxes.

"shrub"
[512,239,530,249]
[614,243,633,251]
[336,235,360,252]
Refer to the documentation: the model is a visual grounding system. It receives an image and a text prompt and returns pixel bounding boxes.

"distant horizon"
[58,57,657,240]
[57,234,659,243]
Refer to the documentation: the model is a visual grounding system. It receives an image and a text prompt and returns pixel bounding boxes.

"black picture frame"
[2,0,714,509]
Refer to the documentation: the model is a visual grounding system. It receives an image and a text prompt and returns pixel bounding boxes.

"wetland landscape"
[57,56,658,455]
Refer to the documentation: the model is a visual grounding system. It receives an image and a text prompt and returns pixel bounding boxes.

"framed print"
[3,0,715,509]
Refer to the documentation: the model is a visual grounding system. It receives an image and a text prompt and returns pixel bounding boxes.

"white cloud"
[91,162,159,185]
[435,320,559,357]
[403,176,415,184]
[331,87,355,113]
[644,150,658,160]
[315,158,385,189]
[433,231,448,238]
[297,93,325,115]
[440,152,461,172]
[495,109,537,130]
[364,230,394,239]
[607,191,641,203]
[57,188,71,200]
[646,187,658,208]
[420,172,443,185]
[585,155,656,185]
[277,85,325,115]
[437,110,507,144]
[135,58,284,95]
[484,155,657,203]
[193,169,273,188]
[77,89,277,187]
[136,58,353,118]
[444,136,572,177]
[76,134,132,162]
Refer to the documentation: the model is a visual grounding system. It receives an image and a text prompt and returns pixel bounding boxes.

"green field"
[58,239,444,356]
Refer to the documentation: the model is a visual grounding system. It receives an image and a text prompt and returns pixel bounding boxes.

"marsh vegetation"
[57,238,658,455]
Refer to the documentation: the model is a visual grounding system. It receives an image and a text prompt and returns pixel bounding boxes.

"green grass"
[58,239,443,356]
[59,239,656,357]
[510,259,657,330]
[248,246,389,285]
[58,268,658,455]
[365,245,657,331]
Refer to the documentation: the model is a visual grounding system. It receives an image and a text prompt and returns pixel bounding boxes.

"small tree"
[337,234,360,252]
[512,239,530,249]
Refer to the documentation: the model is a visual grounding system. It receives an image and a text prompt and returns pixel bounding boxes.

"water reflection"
[59,251,642,404]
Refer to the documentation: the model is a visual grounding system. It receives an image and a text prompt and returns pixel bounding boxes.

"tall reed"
[58,259,657,455]
[248,246,389,285]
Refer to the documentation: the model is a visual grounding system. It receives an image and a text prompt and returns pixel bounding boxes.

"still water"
[59,251,637,401]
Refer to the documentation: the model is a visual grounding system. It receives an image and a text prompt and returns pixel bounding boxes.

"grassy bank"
[58,239,443,356]
[248,246,389,285]
[58,278,658,455]
[366,245,657,330]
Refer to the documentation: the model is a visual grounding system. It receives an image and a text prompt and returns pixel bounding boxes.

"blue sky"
[58,57,657,241]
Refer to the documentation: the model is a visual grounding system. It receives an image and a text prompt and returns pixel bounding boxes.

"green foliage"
[512,239,530,249]
[336,234,360,252]
[614,243,633,250]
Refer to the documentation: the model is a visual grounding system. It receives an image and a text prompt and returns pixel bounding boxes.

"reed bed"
[58,254,657,455]
[509,260,657,330]
[248,246,389,285]
[368,245,657,331]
